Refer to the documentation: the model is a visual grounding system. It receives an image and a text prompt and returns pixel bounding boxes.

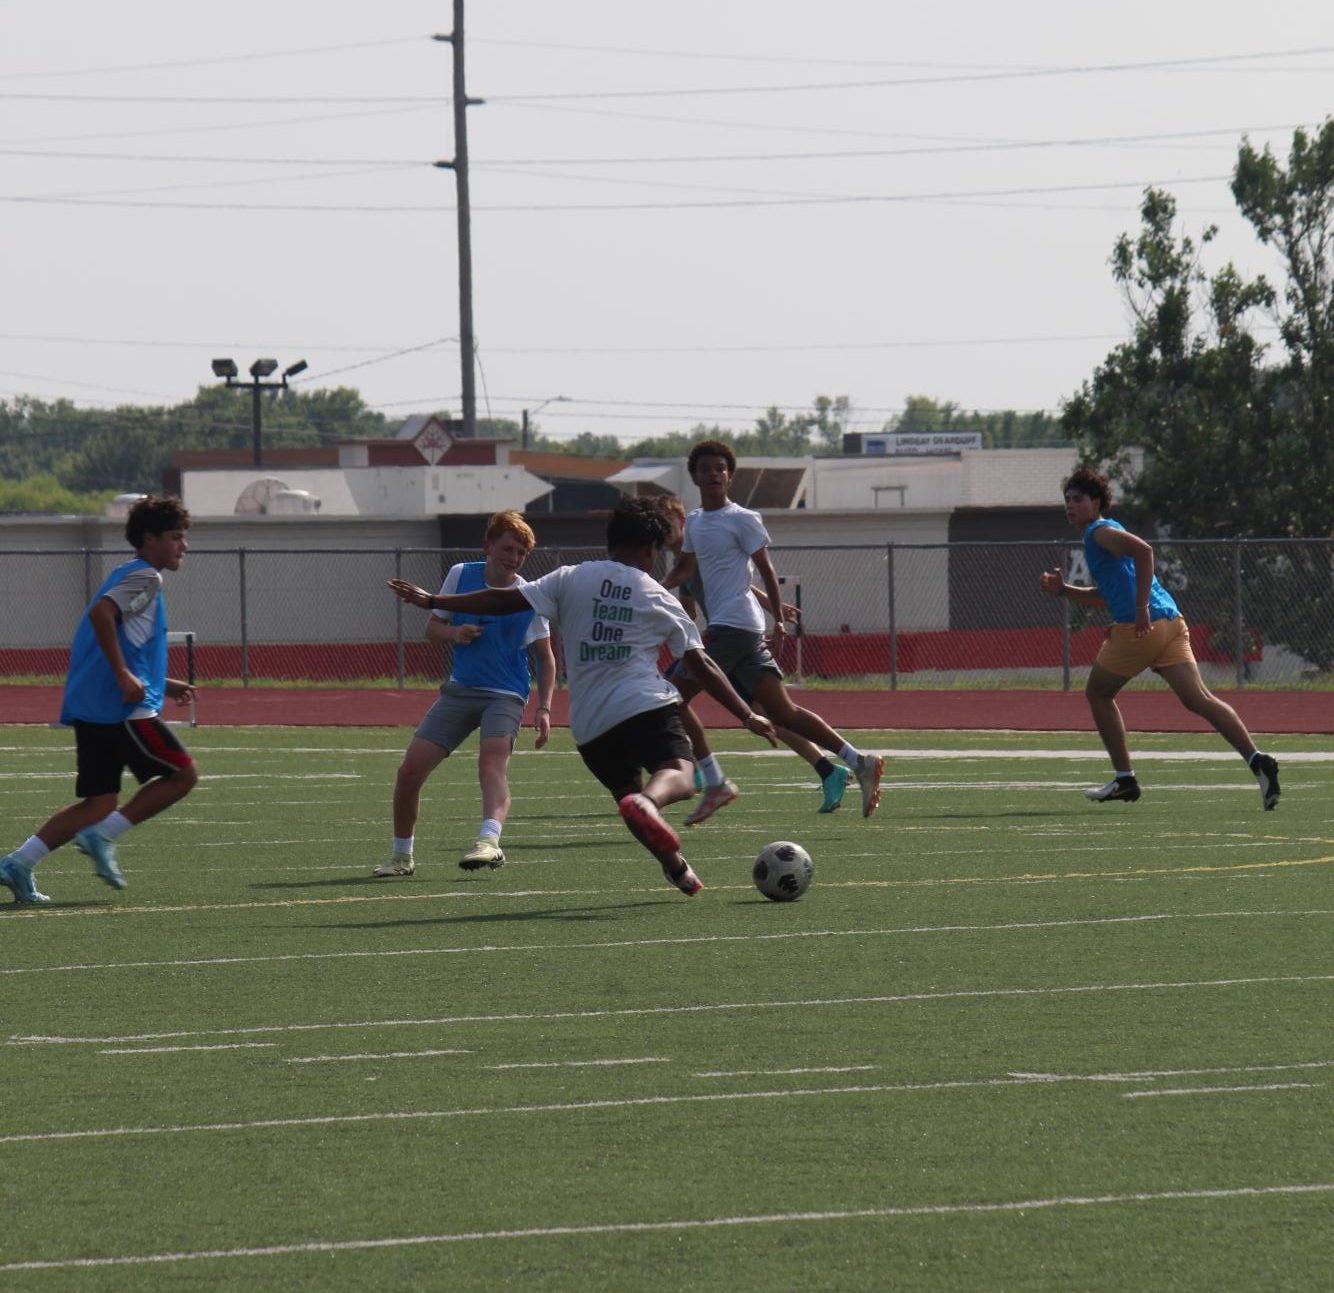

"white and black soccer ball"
[752,840,813,902]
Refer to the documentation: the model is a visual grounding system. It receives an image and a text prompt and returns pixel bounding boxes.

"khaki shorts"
[1095,616,1196,678]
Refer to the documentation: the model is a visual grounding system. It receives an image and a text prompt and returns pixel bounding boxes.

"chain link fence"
[2,540,1330,691]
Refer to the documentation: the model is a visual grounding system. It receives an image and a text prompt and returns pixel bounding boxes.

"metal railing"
[1,539,1329,691]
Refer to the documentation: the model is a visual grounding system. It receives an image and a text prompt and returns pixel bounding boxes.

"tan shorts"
[1095,616,1196,678]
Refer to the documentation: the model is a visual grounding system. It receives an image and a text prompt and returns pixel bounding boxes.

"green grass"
[0,724,1330,1291]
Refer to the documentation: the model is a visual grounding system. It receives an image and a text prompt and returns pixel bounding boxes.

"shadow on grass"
[322,900,669,931]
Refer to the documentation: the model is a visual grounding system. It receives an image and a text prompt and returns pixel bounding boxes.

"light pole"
[211,357,308,467]
[521,396,569,450]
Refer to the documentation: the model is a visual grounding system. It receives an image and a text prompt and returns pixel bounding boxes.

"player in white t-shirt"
[664,439,885,818]
[389,498,777,896]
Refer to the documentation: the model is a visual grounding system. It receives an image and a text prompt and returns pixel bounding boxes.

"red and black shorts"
[73,718,194,798]
[576,704,692,800]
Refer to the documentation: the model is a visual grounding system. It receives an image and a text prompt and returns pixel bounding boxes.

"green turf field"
[1,724,1330,1291]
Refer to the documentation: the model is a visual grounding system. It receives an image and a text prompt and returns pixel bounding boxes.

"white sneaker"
[855,754,884,818]
[372,852,415,878]
[459,838,505,872]
[683,778,738,827]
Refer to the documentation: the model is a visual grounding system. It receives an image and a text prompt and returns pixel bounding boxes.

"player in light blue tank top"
[1040,466,1280,811]
[0,496,199,905]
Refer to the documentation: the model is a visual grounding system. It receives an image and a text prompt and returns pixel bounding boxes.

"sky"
[2,1,1331,444]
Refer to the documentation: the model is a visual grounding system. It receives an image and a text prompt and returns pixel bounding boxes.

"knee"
[173,763,199,794]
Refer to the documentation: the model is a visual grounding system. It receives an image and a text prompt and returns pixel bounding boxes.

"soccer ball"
[752,841,813,902]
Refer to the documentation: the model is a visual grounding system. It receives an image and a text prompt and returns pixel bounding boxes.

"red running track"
[2,685,1329,733]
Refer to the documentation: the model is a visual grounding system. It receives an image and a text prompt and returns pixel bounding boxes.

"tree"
[1063,122,1334,668]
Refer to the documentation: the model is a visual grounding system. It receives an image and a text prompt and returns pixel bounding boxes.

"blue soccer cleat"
[74,828,126,889]
[818,764,850,813]
[0,854,51,905]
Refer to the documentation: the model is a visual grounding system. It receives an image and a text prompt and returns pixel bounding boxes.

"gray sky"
[2,1,1331,442]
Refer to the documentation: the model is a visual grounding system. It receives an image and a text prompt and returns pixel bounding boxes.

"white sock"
[1246,750,1262,767]
[393,835,414,856]
[16,836,49,866]
[479,818,503,842]
[838,742,862,769]
[1115,770,1135,780]
[96,811,133,842]
[697,754,724,789]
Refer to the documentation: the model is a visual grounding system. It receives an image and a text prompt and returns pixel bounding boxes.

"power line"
[0,173,1233,213]
[0,36,427,81]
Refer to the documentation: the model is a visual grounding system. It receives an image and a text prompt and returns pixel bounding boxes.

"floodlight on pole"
[210,356,308,468]
[521,395,570,450]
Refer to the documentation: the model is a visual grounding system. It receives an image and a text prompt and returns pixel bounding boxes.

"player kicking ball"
[389,498,777,896]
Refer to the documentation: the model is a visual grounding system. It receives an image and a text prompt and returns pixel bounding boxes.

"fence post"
[394,548,405,689]
[1060,541,1071,692]
[886,543,897,691]
[1233,538,1244,690]
[238,548,249,689]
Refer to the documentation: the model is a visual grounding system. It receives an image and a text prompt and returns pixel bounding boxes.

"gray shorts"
[704,626,781,697]
[414,681,525,753]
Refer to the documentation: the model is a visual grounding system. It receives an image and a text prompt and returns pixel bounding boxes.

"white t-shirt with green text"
[519,559,703,744]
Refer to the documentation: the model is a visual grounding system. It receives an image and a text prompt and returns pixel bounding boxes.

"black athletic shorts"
[73,718,194,798]
[576,704,692,798]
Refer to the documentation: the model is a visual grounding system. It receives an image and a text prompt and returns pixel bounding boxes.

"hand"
[533,708,551,749]
[1039,568,1065,597]
[387,578,432,609]
[745,712,778,747]
[779,601,801,624]
[1135,607,1154,639]
[454,623,483,644]
[767,619,788,650]
[116,668,146,704]
[166,679,196,706]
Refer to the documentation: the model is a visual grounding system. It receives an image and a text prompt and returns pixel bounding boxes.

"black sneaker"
[1084,776,1141,803]
[1251,754,1280,811]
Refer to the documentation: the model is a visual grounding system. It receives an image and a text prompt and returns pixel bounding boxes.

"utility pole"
[434,4,480,437]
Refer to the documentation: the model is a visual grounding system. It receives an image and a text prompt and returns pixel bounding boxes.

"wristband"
[536,705,551,714]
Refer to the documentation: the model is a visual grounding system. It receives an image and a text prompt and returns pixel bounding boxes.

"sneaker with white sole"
[854,754,884,818]
[1085,776,1142,803]
[371,852,415,878]
[1251,754,1280,811]
[459,838,505,872]
[0,854,51,905]
[74,827,126,889]
[683,778,738,827]
[818,765,850,814]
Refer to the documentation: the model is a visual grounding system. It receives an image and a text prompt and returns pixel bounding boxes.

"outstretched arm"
[388,579,532,617]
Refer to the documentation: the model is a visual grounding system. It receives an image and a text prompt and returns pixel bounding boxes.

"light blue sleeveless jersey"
[448,562,537,699]
[60,558,168,724]
[1083,518,1180,624]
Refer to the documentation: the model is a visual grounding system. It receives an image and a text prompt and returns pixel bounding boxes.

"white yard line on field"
[9,972,1333,1049]
[98,1043,277,1055]
[1122,1083,1315,1098]
[287,1049,472,1064]
[1,1182,1331,1274]
[2,907,1329,978]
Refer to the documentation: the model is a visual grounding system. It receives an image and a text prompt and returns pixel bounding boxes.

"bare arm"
[661,550,696,591]
[682,647,777,745]
[750,547,787,643]
[425,614,482,647]
[749,584,800,623]
[530,636,556,749]
[1093,526,1156,635]
[388,579,531,617]
[1039,569,1107,609]
[88,597,145,704]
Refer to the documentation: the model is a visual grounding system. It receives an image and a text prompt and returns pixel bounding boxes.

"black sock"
[814,757,836,781]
